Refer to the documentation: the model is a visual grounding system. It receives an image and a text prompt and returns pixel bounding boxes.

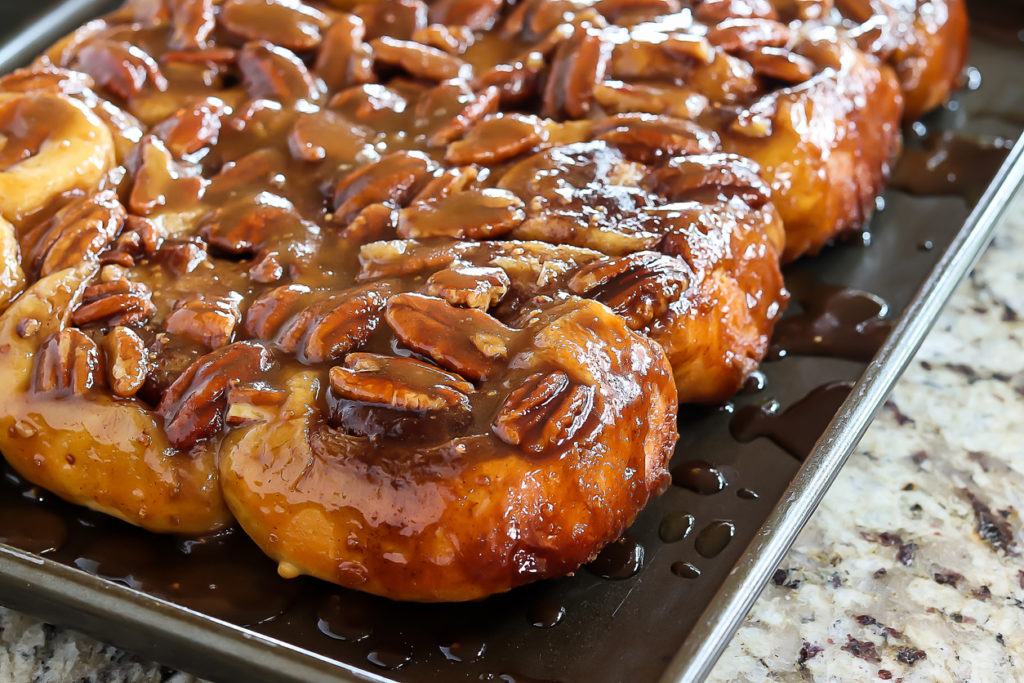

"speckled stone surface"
[3,195,1023,682]
[710,192,1024,682]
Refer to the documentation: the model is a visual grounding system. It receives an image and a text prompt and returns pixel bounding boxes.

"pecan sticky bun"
[0,0,965,600]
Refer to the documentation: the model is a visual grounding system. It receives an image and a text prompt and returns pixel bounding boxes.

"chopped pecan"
[150,239,208,275]
[411,165,478,202]
[445,113,545,165]
[355,0,428,41]
[340,203,397,243]
[288,109,373,162]
[150,98,225,157]
[128,136,206,214]
[492,371,596,455]
[74,40,168,100]
[693,0,777,22]
[568,252,690,329]
[156,341,276,449]
[221,0,329,51]
[102,326,150,398]
[428,0,503,31]
[330,353,473,411]
[22,190,126,277]
[422,265,510,310]
[169,0,215,50]
[645,152,771,208]
[34,328,105,396]
[314,14,374,92]
[742,47,815,83]
[370,37,469,81]
[543,27,611,119]
[397,189,525,239]
[331,150,436,224]
[386,293,514,381]
[164,295,243,349]
[833,0,876,23]
[200,192,303,256]
[100,215,163,268]
[248,249,286,283]
[275,283,393,363]
[425,85,499,148]
[225,383,287,424]
[237,40,323,103]
[706,18,791,52]
[592,113,720,163]
[71,280,156,328]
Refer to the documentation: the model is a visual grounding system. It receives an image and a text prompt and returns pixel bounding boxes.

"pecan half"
[74,40,167,100]
[397,189,525,239]
[445,113,545,165]
[22,191,126,277]
[593,81,709,120]
[386,293,514,381]
[742,47,815,83]
[330,353,473,411]
[474,51,546,105]
[543,27,611,120]
[34,329,105,396]
[170,0,215,50]
[422,265,510,310]
[592,113,720,163]
[425,85,499,148]
[150,98,225,157]
[706,18,791,52]
[410,165,478,203]
[238,41,323,103]
[200,192,303,256]
[645,152,771,208]
[346,84,417,120]
[288,109,373,163]
[568,251,690,329]
[411,24,475,54]
[71,280,156,328]
[221,0,330,52]
[693,0,777,23]
[428,0,502,30]
[164,295,243,349]
[332,150,436,224]
[492,371,596,455]
[314,13,374,92]
[596,0,681,22]
[245,284,312,340]
[355,0,428,41]
[370,37,469,81]
[102,326,150,398]
[156,341,276,450]
[276,283,393,363]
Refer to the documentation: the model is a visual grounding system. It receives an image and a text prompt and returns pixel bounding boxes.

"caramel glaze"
[0,0,965,601]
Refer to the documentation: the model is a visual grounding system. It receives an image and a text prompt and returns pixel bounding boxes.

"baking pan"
[0,3,1022,683]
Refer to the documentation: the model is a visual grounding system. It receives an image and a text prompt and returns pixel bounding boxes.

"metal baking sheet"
[0,3,1022,683]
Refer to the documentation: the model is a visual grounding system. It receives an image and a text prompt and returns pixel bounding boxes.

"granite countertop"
[3,195,1023,682]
